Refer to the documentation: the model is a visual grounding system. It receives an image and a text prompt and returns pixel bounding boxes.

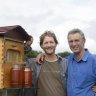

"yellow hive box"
[0,25,31,89]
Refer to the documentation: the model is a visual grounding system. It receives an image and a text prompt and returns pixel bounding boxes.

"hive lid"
[0,25,31,42]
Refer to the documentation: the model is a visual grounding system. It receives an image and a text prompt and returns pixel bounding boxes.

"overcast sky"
[0,0,96,53]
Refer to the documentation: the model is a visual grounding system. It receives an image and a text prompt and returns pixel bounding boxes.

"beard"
[43,48,56,55]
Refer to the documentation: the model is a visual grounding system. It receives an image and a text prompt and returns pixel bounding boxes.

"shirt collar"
[73,49,89,62]
[56,55,63,60]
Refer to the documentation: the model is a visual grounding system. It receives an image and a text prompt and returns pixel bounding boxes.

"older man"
[67,28,96,96]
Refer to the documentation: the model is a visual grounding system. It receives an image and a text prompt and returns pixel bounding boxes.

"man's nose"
[72,41,77,46]
[47,43,52,46]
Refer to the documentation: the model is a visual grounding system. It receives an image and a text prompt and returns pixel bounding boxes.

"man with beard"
[27,31,67,96]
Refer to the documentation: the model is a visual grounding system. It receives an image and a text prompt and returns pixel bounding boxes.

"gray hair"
[68,28,85,40]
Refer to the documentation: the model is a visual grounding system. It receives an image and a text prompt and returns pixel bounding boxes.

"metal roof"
[0,25,31,41]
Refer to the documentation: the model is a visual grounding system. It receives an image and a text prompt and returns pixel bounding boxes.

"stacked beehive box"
[0,25,30,89]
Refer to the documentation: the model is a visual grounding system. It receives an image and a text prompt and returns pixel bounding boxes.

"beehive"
[0,25,30,88]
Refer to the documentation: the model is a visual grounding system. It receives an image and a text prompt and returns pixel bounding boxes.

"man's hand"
[92,86,96,93]
[35,53,45,64]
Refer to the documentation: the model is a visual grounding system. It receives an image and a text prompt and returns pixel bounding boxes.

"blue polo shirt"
[67,49,96,96]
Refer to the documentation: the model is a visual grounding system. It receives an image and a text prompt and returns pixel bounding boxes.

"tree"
[58,51,71,57]
[24,50,71,61]
[24,50,41,61]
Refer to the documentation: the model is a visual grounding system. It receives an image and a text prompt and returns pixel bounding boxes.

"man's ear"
[84,38,86,43]
[40,45,43,49]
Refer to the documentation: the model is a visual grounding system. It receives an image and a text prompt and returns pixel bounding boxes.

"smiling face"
[41,36,57,55]
[68,33,85,54]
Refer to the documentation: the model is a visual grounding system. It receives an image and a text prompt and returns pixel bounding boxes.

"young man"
[27,31,67,96]
[67,28,96,96]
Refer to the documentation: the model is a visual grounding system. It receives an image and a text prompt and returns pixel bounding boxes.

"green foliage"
[58,51,71,57]
[24,50,41,61]
[24,50,71,61]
